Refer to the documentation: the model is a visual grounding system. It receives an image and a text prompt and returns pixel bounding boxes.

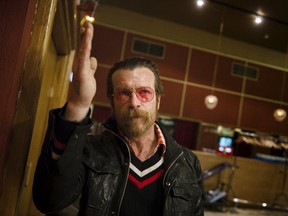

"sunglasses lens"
[114,89,131,103]
[136,87,154,102]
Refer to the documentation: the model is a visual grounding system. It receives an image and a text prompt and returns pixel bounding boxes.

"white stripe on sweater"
[129,157,164,178]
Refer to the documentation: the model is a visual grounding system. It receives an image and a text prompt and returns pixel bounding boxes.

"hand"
[64,22,97,121]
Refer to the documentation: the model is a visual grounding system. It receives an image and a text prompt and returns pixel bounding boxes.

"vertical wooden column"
[0,0,58,215]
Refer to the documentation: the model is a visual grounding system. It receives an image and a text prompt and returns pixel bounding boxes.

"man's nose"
[129,92,141,107]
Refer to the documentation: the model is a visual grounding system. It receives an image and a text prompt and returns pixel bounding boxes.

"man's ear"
[156,96,161,110]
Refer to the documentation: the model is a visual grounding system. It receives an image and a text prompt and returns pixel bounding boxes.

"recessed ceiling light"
[196,0,205,7]
[255,16,263,24]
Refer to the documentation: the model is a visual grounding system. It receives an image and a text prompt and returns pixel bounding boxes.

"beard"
[115,107,157,138]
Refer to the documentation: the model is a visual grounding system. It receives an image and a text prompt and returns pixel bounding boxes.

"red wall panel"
[188,51,244,92]
[188,49,215,85]
[124,33,188,80]
[183,86,240,125]
[159,80,183,116]
[215,56,244,92]
[245,64,283,100]
[240,97,288,135]
[93,66,110,104]
[92,25,125,65]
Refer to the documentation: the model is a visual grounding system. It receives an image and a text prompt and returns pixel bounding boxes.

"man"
[33,22,204,216]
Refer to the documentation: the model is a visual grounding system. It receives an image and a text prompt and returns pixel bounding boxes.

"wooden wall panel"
[92,25,124,65]
[245,64,283,100]
[240,98,288,134]
[155,42,188,80]
[183,86,240,125]
[0,0,57,214]
[215,56,244,92]
[213,91,241,125]
[0,0,38,213]
[94,66,110,104]
[0,0,36,187]
[124,33,189,80]
[183,86,210,121]
[188,49,215,85]
[159,80,183,116]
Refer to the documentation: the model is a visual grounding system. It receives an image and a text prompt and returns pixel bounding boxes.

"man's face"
[111,67,161,138]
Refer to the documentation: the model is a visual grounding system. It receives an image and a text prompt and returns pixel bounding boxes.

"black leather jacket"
[33,109,204,216]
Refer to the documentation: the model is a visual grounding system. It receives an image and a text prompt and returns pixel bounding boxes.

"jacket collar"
[103,117,184,168]
[156,122,184,168]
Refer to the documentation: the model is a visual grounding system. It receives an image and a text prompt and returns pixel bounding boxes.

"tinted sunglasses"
[112,87,155,103]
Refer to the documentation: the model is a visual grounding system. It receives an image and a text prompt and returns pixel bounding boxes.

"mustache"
[128,109,148,118]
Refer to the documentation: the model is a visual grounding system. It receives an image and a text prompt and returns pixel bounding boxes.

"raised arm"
[32,22,97,213]
[64,22,97,122]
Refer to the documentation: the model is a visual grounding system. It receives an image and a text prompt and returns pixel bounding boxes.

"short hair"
[106,57,164,98]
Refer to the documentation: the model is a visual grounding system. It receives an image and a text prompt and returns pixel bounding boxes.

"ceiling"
[100,0,288,53]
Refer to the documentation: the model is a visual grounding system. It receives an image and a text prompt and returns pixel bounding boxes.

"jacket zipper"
[105,129,131,216]
[105,127,184,215]
[163,151,183,187]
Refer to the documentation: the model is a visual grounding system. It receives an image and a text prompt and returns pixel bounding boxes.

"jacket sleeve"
[194,154,204,216]
[32,108,92,214]
[183,148,204,216]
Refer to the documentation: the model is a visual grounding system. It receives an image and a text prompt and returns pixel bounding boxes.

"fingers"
[73,22,95,75]
[78,22,94,61]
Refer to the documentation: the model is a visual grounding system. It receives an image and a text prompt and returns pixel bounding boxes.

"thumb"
[90,57,97,74]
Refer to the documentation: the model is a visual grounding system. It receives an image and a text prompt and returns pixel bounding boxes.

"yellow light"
[196,0,205,7]
[80,15,95,26]
[262,203,267,207]
[255,16,263,24]
[205,95,218,110]
[273,108,287,122]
